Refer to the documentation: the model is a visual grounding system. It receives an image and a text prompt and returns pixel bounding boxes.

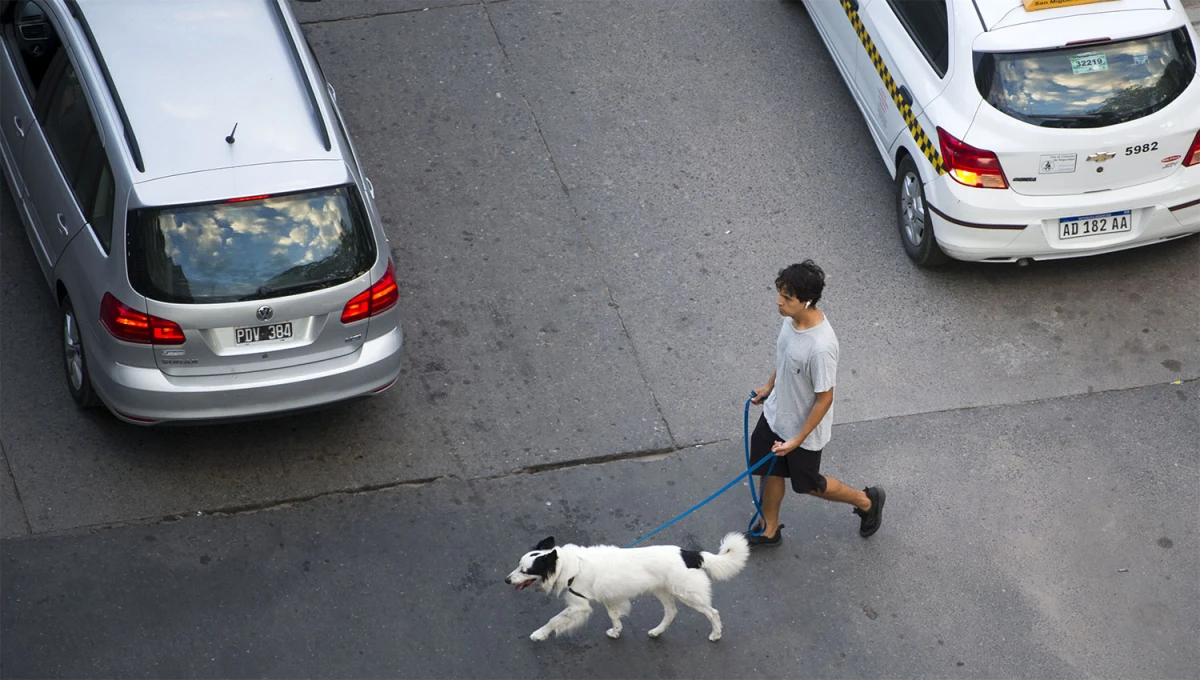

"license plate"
[1058,211,1132,240]
[235,322,293,344]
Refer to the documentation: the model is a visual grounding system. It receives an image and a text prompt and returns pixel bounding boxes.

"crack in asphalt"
[480,0,680,450]
[295,0,512,26]
[0,440,32,535]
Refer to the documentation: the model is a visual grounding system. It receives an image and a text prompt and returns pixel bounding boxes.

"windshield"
[128,186,376,304]
[974,28,1196,128]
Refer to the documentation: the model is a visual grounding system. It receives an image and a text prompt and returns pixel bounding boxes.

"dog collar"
[567,577,588,600]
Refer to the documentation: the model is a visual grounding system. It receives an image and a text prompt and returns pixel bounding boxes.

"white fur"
[506,532,749,642]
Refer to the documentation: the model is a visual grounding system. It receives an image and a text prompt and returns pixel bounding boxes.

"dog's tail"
[700,532,749,581]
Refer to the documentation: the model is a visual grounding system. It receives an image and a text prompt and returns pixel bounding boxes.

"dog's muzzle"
[506,575,537,591]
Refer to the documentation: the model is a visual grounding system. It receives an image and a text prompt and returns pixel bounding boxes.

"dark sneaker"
[854,487,885,538]
[745,523,785,548]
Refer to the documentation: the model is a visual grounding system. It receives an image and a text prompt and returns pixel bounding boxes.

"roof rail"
[269,0,332,152]
[65,0,145,173]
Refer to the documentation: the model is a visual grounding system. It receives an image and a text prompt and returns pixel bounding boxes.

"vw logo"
[256,305,274,321]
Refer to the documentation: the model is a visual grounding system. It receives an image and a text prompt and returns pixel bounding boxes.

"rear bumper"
[925,172,1200,262]
[88,325,404,425]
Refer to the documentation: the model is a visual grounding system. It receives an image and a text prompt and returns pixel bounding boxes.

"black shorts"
[749,413,826,494]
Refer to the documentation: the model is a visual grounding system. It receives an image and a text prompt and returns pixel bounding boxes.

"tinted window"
[127,186,376,304]
[73,129,115,251]
[889,0,949,76]
[43,61,94,185]
[5,0,63,94]
[975,28,1196,128]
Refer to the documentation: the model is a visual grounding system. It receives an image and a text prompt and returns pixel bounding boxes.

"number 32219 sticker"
[1070,53,1108,75]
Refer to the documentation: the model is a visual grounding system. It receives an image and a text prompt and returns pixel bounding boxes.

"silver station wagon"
[0,0,404,424]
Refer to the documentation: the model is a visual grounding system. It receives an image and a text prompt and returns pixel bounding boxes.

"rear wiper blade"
[241,278,342,300]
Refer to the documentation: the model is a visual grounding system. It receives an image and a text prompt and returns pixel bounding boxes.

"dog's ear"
[529,548,558,579]
[535,536,555,551]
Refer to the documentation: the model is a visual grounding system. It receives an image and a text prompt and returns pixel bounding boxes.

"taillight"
[99,293,186,345]
[937,127,1008,189]
[1184,130,1200,167]
[341,260,399,324]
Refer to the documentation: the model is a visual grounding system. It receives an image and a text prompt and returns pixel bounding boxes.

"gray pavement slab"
[482,0,1200,446]
[1,0,1196,540]
[3,381,1195,679]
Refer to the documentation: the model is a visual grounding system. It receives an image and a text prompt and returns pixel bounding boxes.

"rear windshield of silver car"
[127,186,376,304]
[974,28,1196,128]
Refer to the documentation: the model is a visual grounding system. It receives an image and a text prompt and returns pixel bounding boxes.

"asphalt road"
[2,1,1198,678]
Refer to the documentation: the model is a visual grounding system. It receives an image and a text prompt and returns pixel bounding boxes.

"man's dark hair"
[776,260,826,305]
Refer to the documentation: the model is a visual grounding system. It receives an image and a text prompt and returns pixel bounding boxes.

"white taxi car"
[801,0,1200,266]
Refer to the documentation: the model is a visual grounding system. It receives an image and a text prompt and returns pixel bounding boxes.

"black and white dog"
[506,533,749,642]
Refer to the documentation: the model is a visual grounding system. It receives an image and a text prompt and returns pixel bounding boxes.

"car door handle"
[897,85,913,109]
[56,213,68,234]
[12,116,24,138]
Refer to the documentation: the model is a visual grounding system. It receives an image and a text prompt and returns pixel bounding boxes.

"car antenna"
[225,122,238,145]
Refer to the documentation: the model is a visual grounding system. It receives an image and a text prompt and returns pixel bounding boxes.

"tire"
[62,297,100,409]
[895,155,948,268]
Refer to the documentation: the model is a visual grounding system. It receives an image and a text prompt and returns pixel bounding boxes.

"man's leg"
[759,475,786,537]
[809,475,870,511]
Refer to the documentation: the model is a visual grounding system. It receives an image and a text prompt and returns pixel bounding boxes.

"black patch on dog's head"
[528,549,558,579]
[535,536,555,551]
[680,549,703,570]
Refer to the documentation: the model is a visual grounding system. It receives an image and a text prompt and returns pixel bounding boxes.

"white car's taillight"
[1183,130,1200,167]
[937,127,1008,189]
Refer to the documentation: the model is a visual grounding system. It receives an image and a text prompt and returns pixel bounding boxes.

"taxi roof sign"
[1022,0,1118,10]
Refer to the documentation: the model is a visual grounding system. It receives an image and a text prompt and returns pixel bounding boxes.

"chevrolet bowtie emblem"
[1086,152,1116,163]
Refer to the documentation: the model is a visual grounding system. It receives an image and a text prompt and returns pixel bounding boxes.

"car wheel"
[62,297,99,409]
[895,156,948,267]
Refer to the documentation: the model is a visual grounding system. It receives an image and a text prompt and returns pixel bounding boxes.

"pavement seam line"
[2,441,735,538]
[0,439,33,536]
[480,0,679,450]
[832,377,1199,428]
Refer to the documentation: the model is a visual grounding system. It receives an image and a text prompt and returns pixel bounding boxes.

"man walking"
[745,260,884,546]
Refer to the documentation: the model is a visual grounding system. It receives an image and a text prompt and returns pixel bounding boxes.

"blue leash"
[624,393,778,548]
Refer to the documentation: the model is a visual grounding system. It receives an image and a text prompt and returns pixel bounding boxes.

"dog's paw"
[530,629,549,642]
[708,631,722,642]
[648,627,665,639]
[606,628,621,639]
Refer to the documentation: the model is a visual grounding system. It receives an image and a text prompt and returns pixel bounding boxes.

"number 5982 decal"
[1125,141,1158,155]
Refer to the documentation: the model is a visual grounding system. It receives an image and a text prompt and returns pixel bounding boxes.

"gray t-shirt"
[763,316,838,451]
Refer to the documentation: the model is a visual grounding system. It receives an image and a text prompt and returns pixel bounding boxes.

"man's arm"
[770,388,834,455]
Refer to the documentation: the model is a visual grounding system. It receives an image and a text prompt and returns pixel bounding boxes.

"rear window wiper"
[1028,112,1114,128]
[239,278,345,301]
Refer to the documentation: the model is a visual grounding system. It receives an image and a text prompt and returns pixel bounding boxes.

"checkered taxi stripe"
[839,0,945,175]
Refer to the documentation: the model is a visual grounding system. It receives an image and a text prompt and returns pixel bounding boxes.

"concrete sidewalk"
[3,381,1195,679]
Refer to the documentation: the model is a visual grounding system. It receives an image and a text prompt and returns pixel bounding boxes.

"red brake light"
[937,127,1008,189]
[226,194,270,203]
[341,260,399,324]
[99,293,186,345]
[1184,130,1200,167]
